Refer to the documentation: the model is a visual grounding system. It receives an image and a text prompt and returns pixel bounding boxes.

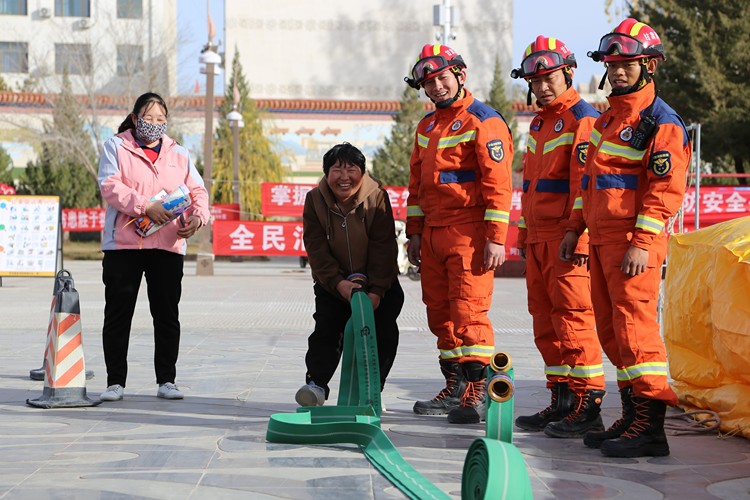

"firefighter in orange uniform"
[560,18,690,457]
[404,44,513,424]
[510,36,607,438]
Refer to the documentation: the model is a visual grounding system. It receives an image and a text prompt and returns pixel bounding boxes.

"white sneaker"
[100,384,124,402]
[157,382,184,400]
[295,382,325,407]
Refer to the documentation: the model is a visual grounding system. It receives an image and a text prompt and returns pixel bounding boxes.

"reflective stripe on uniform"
[616,361,669,382]
[570,364,605,379]
[542,133,574,155]
[573,197,583,210]
[636,214,664,234]
[439,347,463,360]
[590,129,602,147]
[407,205,425,217]
[439,344,495,360]
[437,130,477,149]
[597,141,647,161]
[518,216,526,229]
[417,134,429,148]
[484,209,509,223]
[460,345,495,358]
[545,365,571,377]
[527,135,537,155]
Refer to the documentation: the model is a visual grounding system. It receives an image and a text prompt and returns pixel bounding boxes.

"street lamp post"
[226,109,244,210]
[196,42,221,277]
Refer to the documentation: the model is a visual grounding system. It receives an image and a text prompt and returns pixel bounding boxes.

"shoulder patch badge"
[576,142,589,165]
[486,140,504,162]
[451,120,462,131]
[650,151,672,176]
[619,126,633,142]
[554,118,564,132]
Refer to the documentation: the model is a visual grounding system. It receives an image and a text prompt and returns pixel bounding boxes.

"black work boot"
[447,362,487,424]
[413,360,467,415]
[515,382,574,431]
[584,387,635,448]
[544,389,606,438]
[600,397,670,457]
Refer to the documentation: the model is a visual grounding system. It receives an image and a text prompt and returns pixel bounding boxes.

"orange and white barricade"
[27,270,99,408]
[29,270,93,381]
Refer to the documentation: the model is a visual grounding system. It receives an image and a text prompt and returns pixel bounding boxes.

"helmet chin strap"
[605,61,653,95]
[526,68,574,107]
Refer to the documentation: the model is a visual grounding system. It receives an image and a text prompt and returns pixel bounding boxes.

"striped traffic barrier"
[267,289,532,499]
[29,270,93,381]
[27,270,99,408]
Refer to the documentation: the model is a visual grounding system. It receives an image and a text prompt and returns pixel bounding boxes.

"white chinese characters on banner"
[61,208,105,232]
[229,225,255,250]
[215,221,306,256]
[262,225,286,251]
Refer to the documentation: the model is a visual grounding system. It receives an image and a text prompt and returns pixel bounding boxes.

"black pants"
[305,279,404,399]
[102,249,184,387]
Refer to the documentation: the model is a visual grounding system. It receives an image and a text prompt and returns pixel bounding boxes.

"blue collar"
[134,137,162,152]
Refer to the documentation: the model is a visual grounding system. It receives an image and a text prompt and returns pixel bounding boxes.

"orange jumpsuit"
[406,89,513,365]
[518,87,605,394]
[568,81,690,405]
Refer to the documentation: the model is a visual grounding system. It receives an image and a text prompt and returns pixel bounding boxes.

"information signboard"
[0,195,60,277]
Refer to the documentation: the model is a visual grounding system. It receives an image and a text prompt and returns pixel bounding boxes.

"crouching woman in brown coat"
[295,142,404,406]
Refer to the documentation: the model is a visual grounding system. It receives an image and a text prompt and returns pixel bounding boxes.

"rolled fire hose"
[462,438,533,500]
[266,290,530,499]
[485,351,515,443]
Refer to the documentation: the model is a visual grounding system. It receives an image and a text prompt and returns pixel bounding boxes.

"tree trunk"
[735,155,747,186]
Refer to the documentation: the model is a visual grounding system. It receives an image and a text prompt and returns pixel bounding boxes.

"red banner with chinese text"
[62,208,105,232]
[261,182,411,220]
[213,220,306,256]
[211,204,240,221]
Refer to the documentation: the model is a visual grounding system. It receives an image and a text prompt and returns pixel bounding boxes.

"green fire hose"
[266,289,532,499]
[485,351,515,444]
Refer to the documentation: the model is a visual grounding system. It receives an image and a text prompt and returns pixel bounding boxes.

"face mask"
[135,117,167,143]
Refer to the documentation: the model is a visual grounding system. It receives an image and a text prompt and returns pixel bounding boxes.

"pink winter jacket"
[98,129,210,255]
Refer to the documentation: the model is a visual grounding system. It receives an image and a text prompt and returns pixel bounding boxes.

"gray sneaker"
[100,384,124,402]
[295,382,325,407]
[157,382,184,400]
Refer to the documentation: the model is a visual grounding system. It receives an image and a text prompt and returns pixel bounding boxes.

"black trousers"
[305,279,404,399]
[102,249,184,387]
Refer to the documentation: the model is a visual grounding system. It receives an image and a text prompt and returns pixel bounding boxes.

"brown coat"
[303,173,399,300]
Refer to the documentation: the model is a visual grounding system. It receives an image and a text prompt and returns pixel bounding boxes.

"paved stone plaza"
[1,259,748,499]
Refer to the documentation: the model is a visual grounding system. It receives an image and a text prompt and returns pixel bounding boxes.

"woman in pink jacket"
[97,92,209,402]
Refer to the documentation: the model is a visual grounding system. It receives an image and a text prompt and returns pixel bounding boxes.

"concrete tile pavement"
[0,258,748,499]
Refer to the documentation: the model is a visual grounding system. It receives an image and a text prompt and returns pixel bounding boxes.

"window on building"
[117,45,143,76]
[55,0,89,17]
[117,0,141,19]
[0,42,28,73]
[0,0,28,15]
[55,43,92,74]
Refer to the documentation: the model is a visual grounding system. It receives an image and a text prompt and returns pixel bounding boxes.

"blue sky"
[177,0,226,95]
[513,1,621,88]
[177,0,622,96]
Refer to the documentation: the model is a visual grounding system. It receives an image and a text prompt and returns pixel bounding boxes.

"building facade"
[0,0,177,96]
[220,0,513,178]
[223,0,513,102]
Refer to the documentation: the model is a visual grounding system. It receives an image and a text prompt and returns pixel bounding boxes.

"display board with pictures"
[0,195,61,277]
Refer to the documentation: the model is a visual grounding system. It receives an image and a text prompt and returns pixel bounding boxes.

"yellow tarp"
[664,216,750,439]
